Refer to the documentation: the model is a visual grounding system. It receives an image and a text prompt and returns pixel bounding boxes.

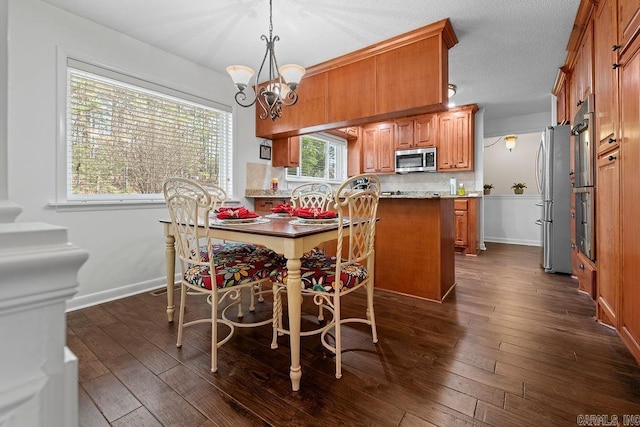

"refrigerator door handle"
[535,138,544,194]
[535,202,543,207]
[535,219,543,226]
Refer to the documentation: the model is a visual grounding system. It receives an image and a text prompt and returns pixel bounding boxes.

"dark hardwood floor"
[68,243,640,426]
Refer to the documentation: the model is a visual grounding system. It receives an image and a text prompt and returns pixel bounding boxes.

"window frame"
[286,132,347,184]
[54,52,234,209]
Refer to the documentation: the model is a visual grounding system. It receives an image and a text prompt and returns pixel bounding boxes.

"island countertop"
[245,189,482,199]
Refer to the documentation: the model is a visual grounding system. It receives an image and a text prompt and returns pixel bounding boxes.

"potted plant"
[511,182,527,194]
[483,184,494,195]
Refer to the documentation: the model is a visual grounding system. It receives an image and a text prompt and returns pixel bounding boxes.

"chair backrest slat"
[290,182,334,211]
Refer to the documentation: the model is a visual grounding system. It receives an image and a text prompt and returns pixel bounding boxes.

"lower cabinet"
[254,198,289,211]
[596,150,620,327]
[454,197,479,255]
[575,251,597,300]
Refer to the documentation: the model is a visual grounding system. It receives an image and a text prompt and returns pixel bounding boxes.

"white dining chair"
[163,177,281,372]
[270,174,381,379]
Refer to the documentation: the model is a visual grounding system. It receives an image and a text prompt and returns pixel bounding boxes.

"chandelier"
[226,0,305,121]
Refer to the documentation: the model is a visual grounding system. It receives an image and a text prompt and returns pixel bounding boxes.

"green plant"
[511,182,527,190]
[483,184,494,190]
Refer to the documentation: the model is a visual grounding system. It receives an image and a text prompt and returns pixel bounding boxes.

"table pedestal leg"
[286,257,302,391]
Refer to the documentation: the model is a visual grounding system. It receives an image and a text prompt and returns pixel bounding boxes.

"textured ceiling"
[41,0,581,121]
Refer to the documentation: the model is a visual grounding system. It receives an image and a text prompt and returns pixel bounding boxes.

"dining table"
[160,213,351,391]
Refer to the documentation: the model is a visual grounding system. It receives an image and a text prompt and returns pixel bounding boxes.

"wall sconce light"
[447,84,457,108]
[504,135,517,151]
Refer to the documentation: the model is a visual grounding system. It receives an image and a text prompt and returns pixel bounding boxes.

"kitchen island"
[247,190,480,302]
[374,195,456,302]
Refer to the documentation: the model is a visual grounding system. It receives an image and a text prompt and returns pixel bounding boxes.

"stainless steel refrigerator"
[535,125,572,274]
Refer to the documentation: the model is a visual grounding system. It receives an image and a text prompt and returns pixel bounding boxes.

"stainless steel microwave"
[395,147,437,173]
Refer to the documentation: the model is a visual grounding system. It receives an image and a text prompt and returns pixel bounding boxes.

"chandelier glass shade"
[226,0,305,121]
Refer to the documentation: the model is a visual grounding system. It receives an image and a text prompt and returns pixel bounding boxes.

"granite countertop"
[245,189,482,199]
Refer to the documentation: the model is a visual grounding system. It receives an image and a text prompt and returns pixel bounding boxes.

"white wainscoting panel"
[484,194,542,246]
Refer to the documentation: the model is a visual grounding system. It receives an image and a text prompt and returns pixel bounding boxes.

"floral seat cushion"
[195,242,258,260]
[185,247,283,290]
[271,256,368,293]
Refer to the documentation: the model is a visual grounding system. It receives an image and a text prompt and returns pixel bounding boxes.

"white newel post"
[0,222,88,427]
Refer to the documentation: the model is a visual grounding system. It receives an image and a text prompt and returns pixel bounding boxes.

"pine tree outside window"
[286,133,346,182]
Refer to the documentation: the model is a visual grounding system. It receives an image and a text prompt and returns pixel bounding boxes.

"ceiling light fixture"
[504,134,517,151]
[226,0,305,121]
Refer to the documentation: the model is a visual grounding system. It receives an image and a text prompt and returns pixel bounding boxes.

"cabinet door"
[596,151,620,327]
[618,0,640,47]
[362,126,378,173]
[438,109,473,171]
[556,79,568,125]
[454,209,468,247]
[414,114,437,147]
[362,122,395,173]
[595,0,620,152]
[620,36,640,357]
[395,119,414,150]
[272,136,300,167]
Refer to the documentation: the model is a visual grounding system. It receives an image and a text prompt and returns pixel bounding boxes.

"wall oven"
[572,93,595,262]
[574,187,595,261]
[572,94,595,188]
[395,147,436,173]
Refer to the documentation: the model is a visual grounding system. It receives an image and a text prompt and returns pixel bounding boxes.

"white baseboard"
[484,236,541,247]
[65,277,171,312]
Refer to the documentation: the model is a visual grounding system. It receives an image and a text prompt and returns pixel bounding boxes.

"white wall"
[7,0,263,307]
[483,131,543,195]
[482,113,549,247]
[484,194,542,246]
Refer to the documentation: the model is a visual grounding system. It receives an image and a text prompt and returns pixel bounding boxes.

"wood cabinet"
[374,198,455,301]
[454,198,479,255]
[255,19,456,140]
[596,150,620,327]
[576,251,597,299]
[437,105,477,171]
[271,136,300,167]
[570,22,594,122]
[362,122,395,174]
[555,71,569,125]
[619,33,640,361]
[594,0,620,153]
[618,0,640,48]
[395,114,437,150]
[253,198,289,211]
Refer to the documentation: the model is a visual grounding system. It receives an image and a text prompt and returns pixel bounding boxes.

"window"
[286,133,346,182]
[64,58,233,202]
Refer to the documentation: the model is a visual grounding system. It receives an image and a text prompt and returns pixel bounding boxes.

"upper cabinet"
[570,22,594,122]
[362,122,395,174]
[255,19,458,140]
[618,0,640,48]
[271,136,300,167]
[395,114,437,150]
[594,0,620,151]
[437,105,478,171]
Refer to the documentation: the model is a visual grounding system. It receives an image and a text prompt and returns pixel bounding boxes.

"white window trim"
[286,132,347,184]
[54,47,234,210]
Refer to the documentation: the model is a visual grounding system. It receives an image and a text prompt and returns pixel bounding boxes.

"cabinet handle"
[608,137,616,144]
[608,155,617,161]
[612,63,621,69]
[571,212,575,218]
[571,244,576,249]
[576,100,583,107]
[612,44,621,51]
[579,264,585,270]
